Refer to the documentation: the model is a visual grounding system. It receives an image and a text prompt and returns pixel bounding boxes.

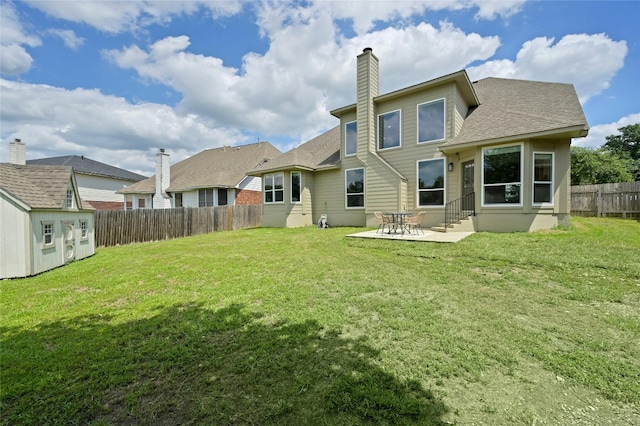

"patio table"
[383,212,413,234]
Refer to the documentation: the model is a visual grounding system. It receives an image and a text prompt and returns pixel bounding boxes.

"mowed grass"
[1,217,639,425]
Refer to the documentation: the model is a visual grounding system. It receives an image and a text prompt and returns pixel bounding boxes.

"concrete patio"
[347,229,475,243]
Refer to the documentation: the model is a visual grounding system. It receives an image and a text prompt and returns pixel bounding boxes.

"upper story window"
[199,189,214,207]
[291,171,301,203]
[482,144,523,206]
[533,152,554,206]
[345,121,357,156]
[345,168,365,208]
[418,99,445,143]
[264,172,284,203]
[417,158,445,207]
[378,110,401,150]
[65,189,73,208]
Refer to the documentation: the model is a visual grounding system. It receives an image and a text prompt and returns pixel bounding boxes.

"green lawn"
[2,217,639,425]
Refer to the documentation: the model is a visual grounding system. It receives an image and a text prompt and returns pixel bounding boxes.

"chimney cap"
[159,148,165,153]
[363,47,373,53]
[14,138,22,143]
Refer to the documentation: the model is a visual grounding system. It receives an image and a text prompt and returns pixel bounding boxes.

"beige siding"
[453,86,469,137]
[312,169,366,227]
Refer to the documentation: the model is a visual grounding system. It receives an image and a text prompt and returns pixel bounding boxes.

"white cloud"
[0,79,247,175]
[23,0,242,33]
[0,1,41,75]
[468,33,628,103]
[47,29,85,50]
[574,113,640,148]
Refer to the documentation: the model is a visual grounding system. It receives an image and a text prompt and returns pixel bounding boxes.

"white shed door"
[63,221,75,263]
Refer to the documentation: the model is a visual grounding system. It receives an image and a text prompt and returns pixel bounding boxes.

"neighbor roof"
[118,142,282,194]
[248,126,341,175]
[27,155,146,181]
[441,77,589,150]
[0,163,89,210]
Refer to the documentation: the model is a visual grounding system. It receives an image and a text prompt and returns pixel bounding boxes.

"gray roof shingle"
[0,163,90,210]
[27,155,146,181]
[118,142,282,194]
[442,77,589,149]
[248,126,341,175]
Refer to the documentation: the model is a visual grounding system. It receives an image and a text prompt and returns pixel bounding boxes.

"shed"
[0,163,96,279]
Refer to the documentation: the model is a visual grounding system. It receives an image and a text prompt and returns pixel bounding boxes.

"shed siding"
[0,194,30,279]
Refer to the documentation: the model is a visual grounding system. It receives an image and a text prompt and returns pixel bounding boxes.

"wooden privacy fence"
[571,182,640,218]
[95,205,262,247]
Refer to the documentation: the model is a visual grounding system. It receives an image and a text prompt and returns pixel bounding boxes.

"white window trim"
[290,171,302,204]
[377,109,402,151]
[42,221,55,249]
[532,151,555,207]
[264,172,284,204]
[344,121,357,157]
[481,143,524,207]
[416,158,446,208]
[417,98,446,144]
[65,189,74,209]
[80,220,89,241]
[345,167,365,209]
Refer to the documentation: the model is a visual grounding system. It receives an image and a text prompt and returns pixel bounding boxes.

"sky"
[1,0,639,176]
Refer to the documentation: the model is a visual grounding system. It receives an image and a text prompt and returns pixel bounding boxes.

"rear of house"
[249,48,589,232]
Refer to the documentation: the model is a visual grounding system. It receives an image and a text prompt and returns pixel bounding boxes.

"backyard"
[1,217,639,425]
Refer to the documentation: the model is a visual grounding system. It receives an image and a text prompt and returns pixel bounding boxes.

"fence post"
[597,188,603,217]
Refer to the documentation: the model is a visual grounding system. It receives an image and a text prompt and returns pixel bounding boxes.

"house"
[117,142,282,209]
[23,142,147,211]
[249,48,589,232]
[0,162,96,279]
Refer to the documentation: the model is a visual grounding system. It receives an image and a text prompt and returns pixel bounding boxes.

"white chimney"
[9,139,26,165]
[153,148,172,209]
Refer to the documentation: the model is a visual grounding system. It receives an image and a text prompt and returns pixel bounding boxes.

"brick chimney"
[356,47,379,155]
[9,139,26,165]
[153,148,172,209]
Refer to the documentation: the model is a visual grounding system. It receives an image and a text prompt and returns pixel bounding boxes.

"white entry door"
[63,221,75,263]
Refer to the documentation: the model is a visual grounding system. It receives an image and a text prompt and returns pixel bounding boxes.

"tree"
[603,123,640,180]
[570,146,633,185]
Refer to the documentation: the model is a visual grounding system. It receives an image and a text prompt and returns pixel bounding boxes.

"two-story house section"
[250,48,589,232]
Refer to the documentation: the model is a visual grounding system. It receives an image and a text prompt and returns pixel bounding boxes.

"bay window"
[264,172,284,203]
[483,144,523,205]
[533,152,554,205]
[291,171,301,203]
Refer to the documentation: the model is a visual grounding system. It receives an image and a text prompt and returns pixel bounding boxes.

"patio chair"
[374,211,391,234]
[405,211,426,235]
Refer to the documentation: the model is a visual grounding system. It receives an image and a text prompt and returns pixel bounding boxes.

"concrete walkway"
[346,229,474,243]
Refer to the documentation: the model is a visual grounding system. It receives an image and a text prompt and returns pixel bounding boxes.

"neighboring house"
[249,48,589,232]
[117,142,282,209]
[0,162,96,279]
[24,143,147,211]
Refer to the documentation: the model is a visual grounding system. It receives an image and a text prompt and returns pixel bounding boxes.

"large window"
[482,144,522,205]
[533,152,554,205]
[42,221,54,248]
[199,189,214,207]
[378,110,401,150]
[417,159,445,206]
[345,168,365,208]
[418,99,445,143]
[291,171,301,203]
[345,121,357,156]
[264,172,284,203]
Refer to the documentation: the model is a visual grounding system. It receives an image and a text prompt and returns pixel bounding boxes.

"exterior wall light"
[448,162,454,172]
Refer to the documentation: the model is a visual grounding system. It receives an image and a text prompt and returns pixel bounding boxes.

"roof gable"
[0,163,87,210]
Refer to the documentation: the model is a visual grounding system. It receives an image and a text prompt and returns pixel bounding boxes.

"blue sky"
[1,0,638,176]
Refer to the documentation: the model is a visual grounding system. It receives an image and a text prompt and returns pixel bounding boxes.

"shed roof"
[118,142,282,194]
[27,155,146,181]
[0,163,89,210]
[441,77,589,150]
[248,126,341,175]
